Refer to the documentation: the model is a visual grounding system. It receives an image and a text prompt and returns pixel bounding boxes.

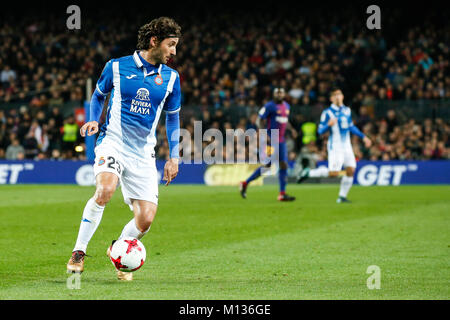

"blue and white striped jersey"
[318,104,365,151]
[95,51,181,160]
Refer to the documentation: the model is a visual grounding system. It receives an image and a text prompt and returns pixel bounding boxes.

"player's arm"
[317,110,333,135]
[81,60,114,137]
[163,73,182,185]
[166,112,180,160]
[283,103,298,138]
[255,116,263,129]
[286,121,298,139]
[348,113,371,147]
[256,103,272,129]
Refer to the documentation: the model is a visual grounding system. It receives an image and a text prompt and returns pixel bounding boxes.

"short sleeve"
[95,60,114,96]
[319,110,330,125]
[317,110,331,134]
[258,102,273,119]
[164,72,181,113]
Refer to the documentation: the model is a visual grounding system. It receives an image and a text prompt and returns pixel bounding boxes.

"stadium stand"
[0,3,448,161]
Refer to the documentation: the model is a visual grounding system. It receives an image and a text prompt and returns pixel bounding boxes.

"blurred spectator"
[1,65,16,83]
[300,122,317,145]
[62,116,78,152]
[5,138,25,160]
[0,5,448,161]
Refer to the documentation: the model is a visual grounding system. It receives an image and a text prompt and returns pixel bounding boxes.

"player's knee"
[95,184,116,205]
[136,207,156,232]
[346,167,355,177]
[137,214,153,232]
[137,221,151,233]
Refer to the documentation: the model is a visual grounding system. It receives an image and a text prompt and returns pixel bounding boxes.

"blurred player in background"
[240,88,296,202]
[297,87,371,203]
[67,17,182,280]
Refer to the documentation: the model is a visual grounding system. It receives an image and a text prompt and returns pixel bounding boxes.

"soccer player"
[239,87,296,201]
[297,87,371,203]
[67,17,182,280]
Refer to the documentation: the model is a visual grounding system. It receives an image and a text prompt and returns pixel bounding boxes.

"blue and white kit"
[90,51,181,207]
[318,104,365,171]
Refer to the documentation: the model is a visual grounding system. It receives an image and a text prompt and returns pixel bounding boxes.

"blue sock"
[279,169,287,193]
[246,167,263,184]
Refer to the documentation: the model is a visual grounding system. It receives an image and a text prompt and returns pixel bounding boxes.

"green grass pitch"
[0,184,449,300]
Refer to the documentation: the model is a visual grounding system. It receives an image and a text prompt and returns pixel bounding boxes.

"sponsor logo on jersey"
[275,116,288,123]
[340,117,349,129]
[135,88,150,100]
[131,88,152,114]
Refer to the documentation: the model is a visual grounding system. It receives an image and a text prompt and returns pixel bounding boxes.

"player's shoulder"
[161,64,178,74]
[161,64,179,77]
[103,55,135,71]
[111,54,134,64]
[265,100,276,109]
[322,105,333,113]
[342,105,352,115]
[320,106,334,121]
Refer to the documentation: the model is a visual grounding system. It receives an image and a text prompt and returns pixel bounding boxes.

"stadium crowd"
[0,5,448,162]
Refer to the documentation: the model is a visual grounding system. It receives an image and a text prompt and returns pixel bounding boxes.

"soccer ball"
[109,237,146,272]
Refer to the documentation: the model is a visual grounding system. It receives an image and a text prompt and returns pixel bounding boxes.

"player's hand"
[328,118,338,126]
[363,136,372,148]
[163,158,179,186]
[80,121,99,137]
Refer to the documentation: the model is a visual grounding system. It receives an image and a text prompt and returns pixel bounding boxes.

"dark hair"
[329,86,342,97]
[137,17,181,50]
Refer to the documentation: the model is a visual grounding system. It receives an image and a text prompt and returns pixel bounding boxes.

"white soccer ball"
[109,237,146,272]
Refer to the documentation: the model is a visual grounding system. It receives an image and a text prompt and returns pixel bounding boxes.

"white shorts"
[327,148,356,172]
[93,143,159,209]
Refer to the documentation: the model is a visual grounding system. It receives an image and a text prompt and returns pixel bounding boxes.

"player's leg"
[108,159,158,280]
[337,167,355,203]
[337,149,357,203]
[297,149,341,182]
[74,172,118,251]
[279,161,288,194]
[277,160,295,201]
[298,167,340,179]
[246,166,265,184]
[277,143,295,201]
[68,145,122,273]
[240,162,271,198]
[119,199,157,240]
[68,172,119,273]
[108,200,156,281]
[297,165,328,182]
[240,144,273,198]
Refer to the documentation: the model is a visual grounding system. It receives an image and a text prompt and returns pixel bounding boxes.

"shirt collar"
[133,51,163,75]
[331,104,343,111]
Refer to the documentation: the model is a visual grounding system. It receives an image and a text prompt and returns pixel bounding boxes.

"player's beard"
[150,46,166,65]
